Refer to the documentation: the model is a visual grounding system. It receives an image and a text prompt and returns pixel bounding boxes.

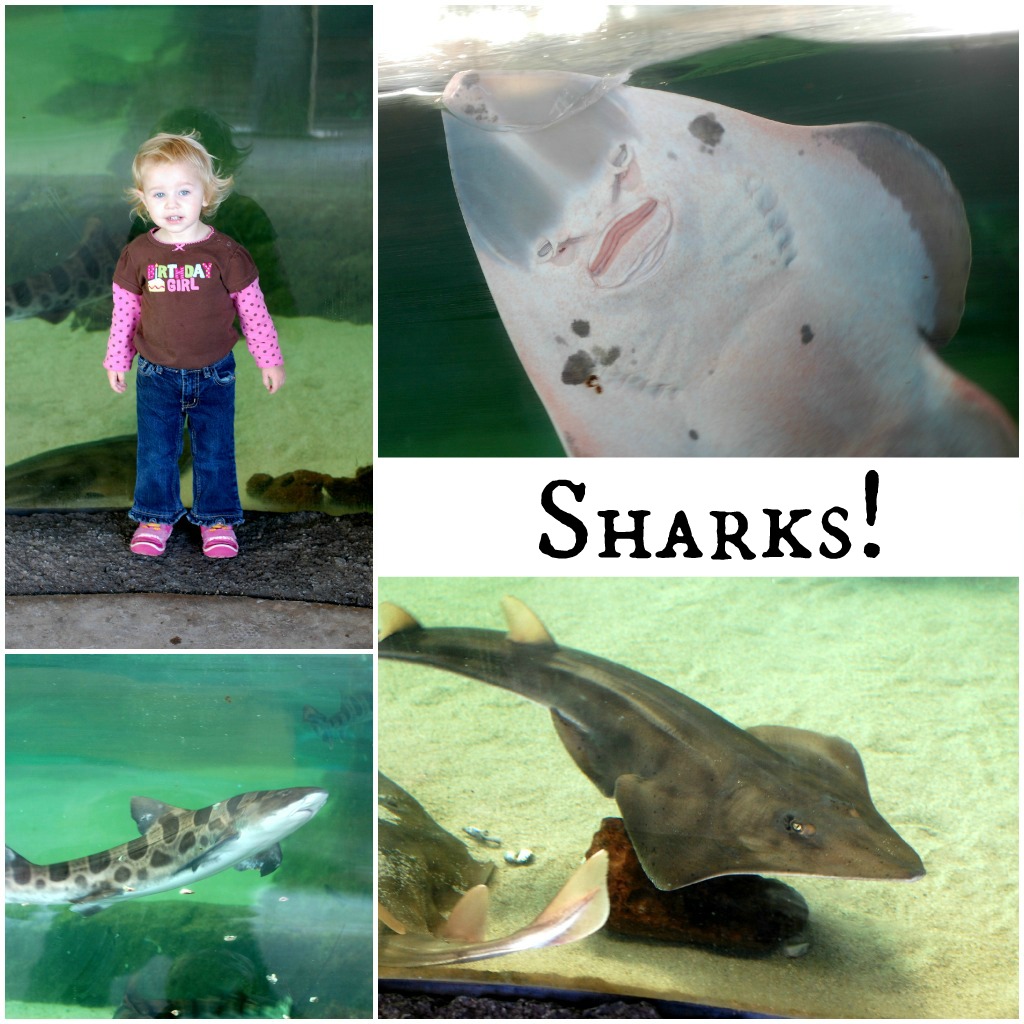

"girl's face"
[137,160,209,243]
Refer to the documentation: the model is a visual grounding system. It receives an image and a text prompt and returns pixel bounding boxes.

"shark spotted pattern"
[5,787,328,915]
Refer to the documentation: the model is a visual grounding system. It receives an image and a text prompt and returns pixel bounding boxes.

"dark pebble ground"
[5,510,371,606]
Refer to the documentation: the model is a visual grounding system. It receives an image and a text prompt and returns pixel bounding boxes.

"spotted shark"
[303,693,372,749]
[5,787,328,915]
[5,217,122,323]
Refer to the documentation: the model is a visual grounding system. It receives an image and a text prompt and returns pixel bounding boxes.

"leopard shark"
[5,217,122,323]
[303,692,372,749]
[5,787,328,915]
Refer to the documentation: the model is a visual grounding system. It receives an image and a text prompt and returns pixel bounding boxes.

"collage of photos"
[5,4,1019,1022]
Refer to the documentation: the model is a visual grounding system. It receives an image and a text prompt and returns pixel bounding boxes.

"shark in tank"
[5,787,328,915]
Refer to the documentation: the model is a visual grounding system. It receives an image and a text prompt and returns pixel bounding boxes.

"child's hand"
[107,369,127,393]
[263,365,286,394]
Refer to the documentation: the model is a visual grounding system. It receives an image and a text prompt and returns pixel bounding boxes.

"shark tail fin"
[528,849,609,945]
[378,602,422,641]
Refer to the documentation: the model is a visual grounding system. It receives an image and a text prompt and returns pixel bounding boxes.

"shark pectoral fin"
[69,887,121,914]
[614,772,729,891]
[747,725,871,796]
[549,708,613,796]
[378,602,422,641]
[439,884,490,944]
[500,596,556,647]
[234,843,283,877]
[131,796,191,835]
[528,849,609,944]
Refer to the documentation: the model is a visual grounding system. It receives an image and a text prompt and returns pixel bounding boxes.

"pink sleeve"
[231,278,283,368]
[103,282,141,371]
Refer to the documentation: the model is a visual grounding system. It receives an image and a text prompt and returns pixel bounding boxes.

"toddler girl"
[104,132,284,558]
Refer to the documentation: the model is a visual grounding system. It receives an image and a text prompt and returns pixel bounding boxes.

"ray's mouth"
[589,197,672,288]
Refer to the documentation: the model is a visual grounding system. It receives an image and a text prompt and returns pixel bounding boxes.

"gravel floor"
[5,510,371,605]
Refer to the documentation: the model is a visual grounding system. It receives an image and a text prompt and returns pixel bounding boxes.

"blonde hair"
[126,131,234,221]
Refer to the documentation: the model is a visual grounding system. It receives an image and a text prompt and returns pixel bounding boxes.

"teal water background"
[5,653,373,1018]
[5,6,372,510]
[379,22,1018,456]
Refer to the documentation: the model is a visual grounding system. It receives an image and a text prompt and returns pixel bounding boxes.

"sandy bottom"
[5,316,371,502]
[377,577,1018,1019]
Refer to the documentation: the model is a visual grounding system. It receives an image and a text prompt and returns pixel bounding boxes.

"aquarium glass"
[5,653,373,1018]
[5,6,372,512]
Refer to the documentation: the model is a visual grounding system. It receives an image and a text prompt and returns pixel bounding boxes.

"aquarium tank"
[5,5,372,513]
[5,653,373,1019]
[377,575,1017,1018]
[378,5,1018,456]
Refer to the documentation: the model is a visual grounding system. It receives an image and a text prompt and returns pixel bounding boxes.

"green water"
[5,6,372,511]
[5,653,373,1018]
[379,34,1018,456]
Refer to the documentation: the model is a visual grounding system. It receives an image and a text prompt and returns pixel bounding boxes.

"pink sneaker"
[131,521,173,556]
[201,523,239,558]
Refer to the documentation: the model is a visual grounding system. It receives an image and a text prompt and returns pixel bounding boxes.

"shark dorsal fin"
[501,596,556,647]
[131,796,190,836]
[439,884,490,943]
[378,602,422,641]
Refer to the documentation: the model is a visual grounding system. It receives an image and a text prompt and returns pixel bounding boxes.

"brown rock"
[586,817,810,956]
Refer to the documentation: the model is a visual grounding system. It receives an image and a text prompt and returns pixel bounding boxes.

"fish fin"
[439,884,489,943]
[234,843,282,877]
[528,850,609,943]
[614,772,732,890]
[69,887,121,914]
[131,796,191,835]
[549,708,614,797]
[378,902,408,935]
[378,602,422,640]
[747,725,871,796]
[5,845,36,870]
[501,596,556,647]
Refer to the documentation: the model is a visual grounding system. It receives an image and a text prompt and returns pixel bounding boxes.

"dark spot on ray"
[689,429,699,441]
[150,849,173,869]
[161,815,180,844]
[34,877,46,888]
[137,868,149,880]
[179,831,196,854]
[800,324,814,344]
[114,866,132,883]
[48,862,70,882]
[127,836,150,861]
[571,319,590,338]
[667,150,677,160]
[689,114,724,149]
[562,350,596,385]
[555,334,567,346]
[74,874,87,888]
[88,850,111,874]
[193,805,212,826]
[226,795,245,816]
[594,345,621,366]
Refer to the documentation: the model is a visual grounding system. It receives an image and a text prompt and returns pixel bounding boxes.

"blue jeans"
[130,352,244,527]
